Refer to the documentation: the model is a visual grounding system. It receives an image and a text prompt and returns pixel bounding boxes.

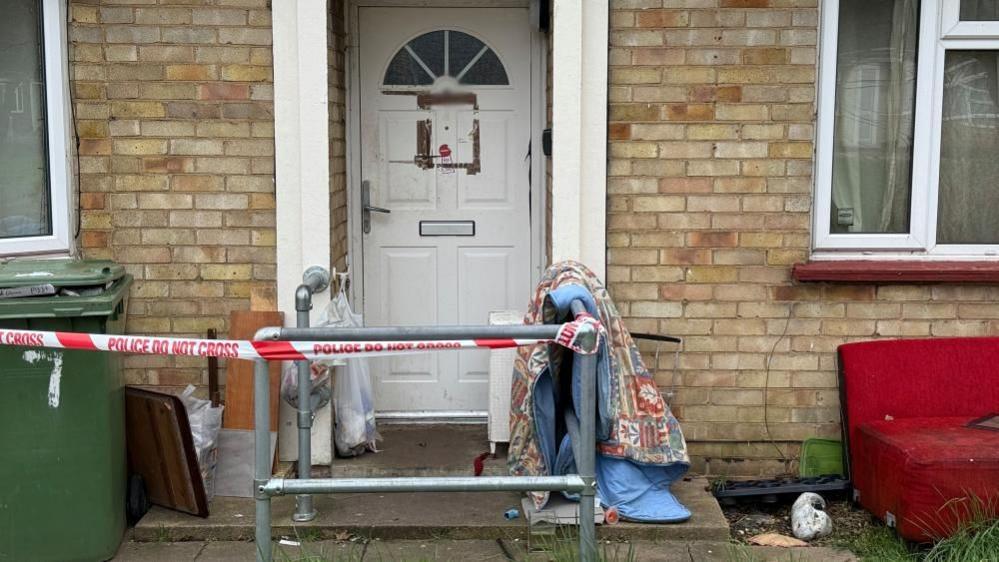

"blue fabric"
[546,284,612,441]
[528,284,690,523]
[596,455,691,523]
[554,434,579,501]
[533,366,557,475]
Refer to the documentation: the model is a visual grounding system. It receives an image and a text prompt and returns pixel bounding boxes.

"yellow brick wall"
[70,0,276,389]
[64,0,999,475]
[608,0,999,476]
[329,0,348,273]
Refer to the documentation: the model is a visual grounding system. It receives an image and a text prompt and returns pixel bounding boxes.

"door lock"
[361,180,390,234]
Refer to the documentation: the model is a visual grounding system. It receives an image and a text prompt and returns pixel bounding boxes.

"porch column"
[550,0,609,280]
[272,0,332,463]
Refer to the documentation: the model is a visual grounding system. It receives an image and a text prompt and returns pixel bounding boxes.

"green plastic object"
[799,438,845,477]
[0,259,132,561]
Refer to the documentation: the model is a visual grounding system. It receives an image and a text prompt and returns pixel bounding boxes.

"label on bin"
[0,284,56,299]
[0,316,601,361]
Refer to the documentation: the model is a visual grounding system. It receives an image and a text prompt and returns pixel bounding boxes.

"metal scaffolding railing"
[250,298,599,562]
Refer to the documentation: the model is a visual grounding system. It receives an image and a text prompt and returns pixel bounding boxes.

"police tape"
[0,316,602,362]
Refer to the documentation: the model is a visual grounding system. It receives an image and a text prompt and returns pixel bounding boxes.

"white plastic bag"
[280,361,332,412]
[335,353,379,457]
[179,385,223,502]
[279,285,352,411]
[330,285,379,457]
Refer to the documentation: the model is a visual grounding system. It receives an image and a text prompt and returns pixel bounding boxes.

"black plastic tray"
[712,475,851,505]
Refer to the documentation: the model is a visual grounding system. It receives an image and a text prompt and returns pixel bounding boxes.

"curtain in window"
[937,51,999,244]
[961,0,999,20]
[0,0,49,239]
[831,0,918,234]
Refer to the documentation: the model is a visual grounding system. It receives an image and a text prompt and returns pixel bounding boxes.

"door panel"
[456,247,518,389]
[459,111,513,208]
[376,247,438,387]
[359,7,533,414]
[381,112,436,209]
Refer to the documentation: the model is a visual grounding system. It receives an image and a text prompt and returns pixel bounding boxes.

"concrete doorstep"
[135,425,729,543]
[133,477,727,543]
[126,426,858,559]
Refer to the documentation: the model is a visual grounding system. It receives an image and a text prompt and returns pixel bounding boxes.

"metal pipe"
[253,359,272,562]
[271,324,561,341]
[248,296,601,561]
[569,299,598,562]
[291,267,329,522]
[262,475,587,496]
[292,305,317,522]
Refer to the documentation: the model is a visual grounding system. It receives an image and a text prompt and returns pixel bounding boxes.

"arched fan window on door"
[383,30,509,87]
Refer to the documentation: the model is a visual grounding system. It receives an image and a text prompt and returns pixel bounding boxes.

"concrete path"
[113,539,858,561]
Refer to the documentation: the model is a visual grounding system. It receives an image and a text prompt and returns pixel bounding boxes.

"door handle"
[361,180,390,234]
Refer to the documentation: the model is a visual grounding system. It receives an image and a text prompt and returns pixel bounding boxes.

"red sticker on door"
[438,144,454,174]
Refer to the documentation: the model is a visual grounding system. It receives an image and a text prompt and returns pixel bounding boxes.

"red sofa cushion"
[852,417,999,542]
[838,337,999,475]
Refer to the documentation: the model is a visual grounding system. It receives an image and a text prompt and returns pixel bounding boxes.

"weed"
[710,476,731,493]
[725,542,764,562]
[152,526,170,543]
[924,518,999,562]
[835,525,917,562]
[832,517,999,562]
[271,538,366,562]
[528,526,636,562]
[295,527,324,543]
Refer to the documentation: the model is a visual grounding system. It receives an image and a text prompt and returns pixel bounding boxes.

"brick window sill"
[792,260,999,283]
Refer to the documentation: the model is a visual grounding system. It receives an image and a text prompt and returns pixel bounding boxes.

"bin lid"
[0,259,124,289]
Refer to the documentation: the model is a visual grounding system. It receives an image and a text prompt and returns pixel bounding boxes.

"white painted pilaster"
[273,0,333,464]
[550,0,608,280]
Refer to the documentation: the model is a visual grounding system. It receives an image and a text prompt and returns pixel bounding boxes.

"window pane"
[458,49,509,86]
[408,31,445,79]
[961,0,999,20]
[384,30,509,87]
[384,49,435,86]
[448,31,487,78]
[0,0,49,239]
[383,32,445,87]
[829,0,918,235]
[937,51,999,244]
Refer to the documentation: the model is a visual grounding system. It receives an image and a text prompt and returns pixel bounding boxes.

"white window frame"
[814,0,999,259]
[0,0,74,257]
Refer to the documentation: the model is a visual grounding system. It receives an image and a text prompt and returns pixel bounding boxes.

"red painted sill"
[792,261,999,283]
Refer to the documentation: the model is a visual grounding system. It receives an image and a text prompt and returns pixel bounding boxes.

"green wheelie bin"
[0,259,132,561]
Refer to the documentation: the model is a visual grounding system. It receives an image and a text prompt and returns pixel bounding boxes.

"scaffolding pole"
[252,299,599,562]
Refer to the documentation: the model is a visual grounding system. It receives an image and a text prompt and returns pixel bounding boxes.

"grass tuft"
[833,511,999,562]
[837,525,917,562]
[924,518,999,562]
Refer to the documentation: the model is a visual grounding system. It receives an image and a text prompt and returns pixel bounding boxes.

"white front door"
[358,7,534,415]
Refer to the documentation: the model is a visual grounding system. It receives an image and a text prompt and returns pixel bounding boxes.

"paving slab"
[112,540,857,561]
[134,476,727,542]
[112,541,206,561]
[687,542,858,562]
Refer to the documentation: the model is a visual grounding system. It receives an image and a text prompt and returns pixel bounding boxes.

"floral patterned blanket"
[508,261,689,507]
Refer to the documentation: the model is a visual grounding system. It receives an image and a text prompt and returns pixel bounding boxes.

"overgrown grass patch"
[834,517,999,562]
[924,517,999,562]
